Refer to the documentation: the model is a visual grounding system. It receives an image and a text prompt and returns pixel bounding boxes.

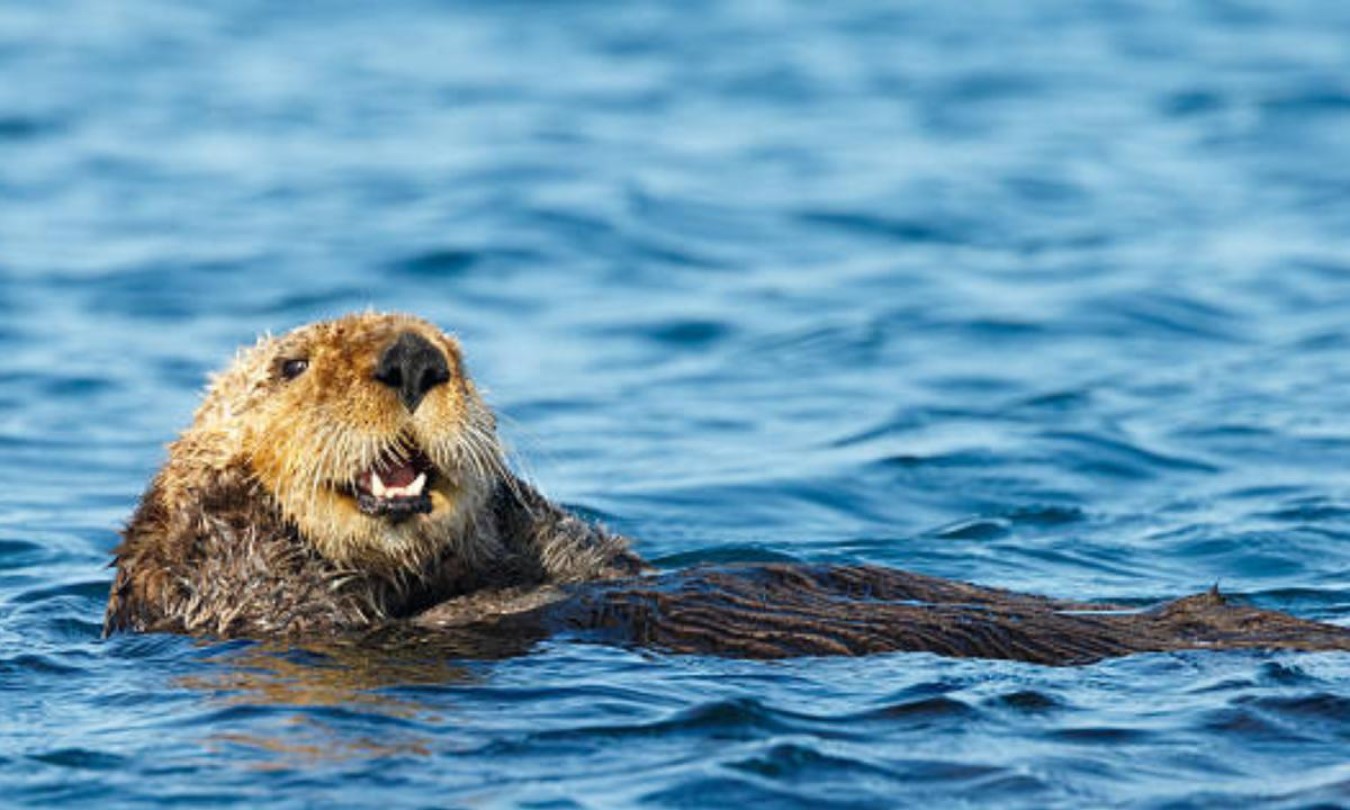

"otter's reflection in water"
[176,626,547,768]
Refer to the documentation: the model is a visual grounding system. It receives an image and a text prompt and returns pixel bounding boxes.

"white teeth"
[369,471,427,500]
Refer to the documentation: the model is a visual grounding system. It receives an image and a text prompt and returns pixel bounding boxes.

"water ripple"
[2,0,1350,807]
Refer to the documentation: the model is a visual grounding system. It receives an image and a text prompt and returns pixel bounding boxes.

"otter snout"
[374,331,451,413]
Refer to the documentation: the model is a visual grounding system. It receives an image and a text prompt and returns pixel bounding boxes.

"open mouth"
[348,447,437,521]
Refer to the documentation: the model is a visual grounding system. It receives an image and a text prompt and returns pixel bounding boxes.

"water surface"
[3,1,1350,807]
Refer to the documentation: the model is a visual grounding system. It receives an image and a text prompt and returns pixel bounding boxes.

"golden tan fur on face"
[187,312,505,572]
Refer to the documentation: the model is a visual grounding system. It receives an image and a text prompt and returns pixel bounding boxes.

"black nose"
[373,331,451,414]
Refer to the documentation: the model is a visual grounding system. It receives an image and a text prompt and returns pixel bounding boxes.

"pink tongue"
[373,458,418,488]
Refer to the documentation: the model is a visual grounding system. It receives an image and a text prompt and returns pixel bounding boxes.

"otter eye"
[280,358,309,380]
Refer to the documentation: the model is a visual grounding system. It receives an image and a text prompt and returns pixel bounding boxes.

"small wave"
[26,748,128,771]
[726,742,898,781]
[1038,430,1221,479]
[984,689,1065,713]
[933,517,1011,541]
[0,652,87,677]
[796,210,972,246]
[530,697,815,741]
[1046,726,1157,744]
[394,248,479,277]
[858,695,979,723]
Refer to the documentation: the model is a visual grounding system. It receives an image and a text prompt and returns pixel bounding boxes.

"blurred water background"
[3,1,1350,807]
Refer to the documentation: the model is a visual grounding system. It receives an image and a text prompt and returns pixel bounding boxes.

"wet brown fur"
[106,313,1350,664]
[104,313,641,637]
[502,565,1350,665]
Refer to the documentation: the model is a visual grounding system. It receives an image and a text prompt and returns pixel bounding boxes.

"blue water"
[3,1,1350,807]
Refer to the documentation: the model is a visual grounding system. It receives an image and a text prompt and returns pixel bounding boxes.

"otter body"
[105,313,639,637]
[106,469,637,636]
[106,313,1350,664]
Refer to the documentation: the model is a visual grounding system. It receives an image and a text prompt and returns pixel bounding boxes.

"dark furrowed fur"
[416,564,1350,665]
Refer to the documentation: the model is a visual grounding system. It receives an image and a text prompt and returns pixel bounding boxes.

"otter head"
[191,312,503,573]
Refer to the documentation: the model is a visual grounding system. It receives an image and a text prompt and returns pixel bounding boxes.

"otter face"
[199,313,503,572]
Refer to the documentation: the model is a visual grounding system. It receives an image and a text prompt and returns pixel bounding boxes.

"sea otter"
[105,312,1350,664]
[104,312,643,637]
